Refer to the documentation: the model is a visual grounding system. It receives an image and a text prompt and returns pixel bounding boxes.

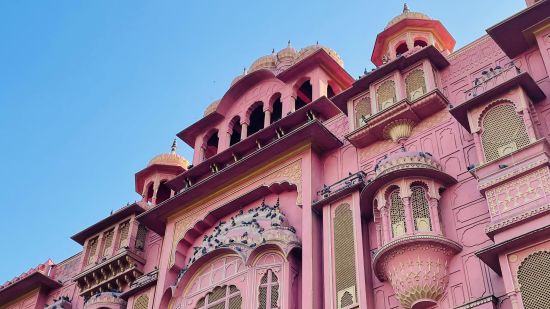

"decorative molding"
[486,203,550,235]
[453,295,497,309]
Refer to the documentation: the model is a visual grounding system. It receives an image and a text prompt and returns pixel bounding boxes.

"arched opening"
[145,182,154,203]
[295,80,312,110]
[156,180,171,204]
[410,185,432,232]
[271,96,283,124]
[204,130,219,160]
[248,103,265,136]
[327,84,335,98]
[414,39,428,48]
[229,117,241,146]
[518,251,550,309]
[396,42,409,57]
[389,188,406,237]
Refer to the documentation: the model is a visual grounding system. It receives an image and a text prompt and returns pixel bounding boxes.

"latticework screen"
[195,285,242,309]
[411,186,432,232]
[134,295,149,309]
[518,251,550,309]
[354,96,371,128]
[334,204,357,308]
[390,190,406,237]
[86,238,98,265]
[405,69,427,100]
[118,221,130,248]
[258,270,279,309]
[102,230,114,256]
[481,103,530,162]
[135,224,148,251]
[376,80,397,111]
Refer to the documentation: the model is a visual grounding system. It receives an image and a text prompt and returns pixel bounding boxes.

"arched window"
[145,182,154,203]
[86,237,98,265]
[327,84,335,98]
[229,117,241,146]
[333,204,357,308]
[195,285,242,309]
[258,270,279,309]
[517,251,550,309]
[135,224,148,251]
[481,103,530,162]
[405,69,427,100]
[156,180,171,204]
[295,80,312,110]
[414,39,428,48]
[134,294,149,309]
[396,42,409,57]
[270,95,282,124]
[354,95,371,128]
[102,229,114,256]
[248,103,265,136]
[204,131,219,160]
[118,221,130,248]
[389,189,406,237]
[411,186,432,232]
[376,80,397,111]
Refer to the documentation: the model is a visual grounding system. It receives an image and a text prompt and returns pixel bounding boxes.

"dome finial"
[171,139,177,154]
[403,3,409,13]
[287,40,291,47]
[272,48,275,54]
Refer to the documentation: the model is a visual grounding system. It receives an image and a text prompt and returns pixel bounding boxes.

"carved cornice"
[485,203,550,237]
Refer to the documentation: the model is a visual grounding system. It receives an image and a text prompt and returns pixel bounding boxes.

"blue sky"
[0,1,524,281]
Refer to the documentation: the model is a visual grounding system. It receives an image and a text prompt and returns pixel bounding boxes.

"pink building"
[2,1,550,309]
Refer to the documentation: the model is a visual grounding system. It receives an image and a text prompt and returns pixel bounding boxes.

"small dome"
[203,99,220,116]
[277,41,298,62]
[249,53,277,73]
[297,43,344,67]
[385,4,432,29]
[148,140,189,169]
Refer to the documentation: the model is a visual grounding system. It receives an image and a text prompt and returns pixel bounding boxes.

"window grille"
[390,190,406,237]
[405,69,427,100]
[134,295,149,309]
[87,238,98,265]
[102,230,114,256]
[258,270,279,309]
[481,103,530,162]
[118,221,130,248]
[135,224,148,251]
[411,186,432,232]
[376,80,397,111]
[354,96,371,128]
[196,285,242,309]
[334,204,357,308]
[340,291,354,308]
[517,251,550,309]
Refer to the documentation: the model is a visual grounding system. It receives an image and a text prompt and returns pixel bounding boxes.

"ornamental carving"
[374,152,443,179]
[485,203,550,235]
[83,292,127,309]
[170,160,302,266]
[176,199,300,281]
[485,167,550,217]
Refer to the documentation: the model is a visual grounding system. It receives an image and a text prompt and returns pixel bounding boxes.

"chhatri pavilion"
[2,1,550,309]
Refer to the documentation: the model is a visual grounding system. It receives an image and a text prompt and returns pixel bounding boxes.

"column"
[429,198,442,234]
[380,207,391,244]
[403,197,415,234]
[241,122,248,139]
[264,110,271,127]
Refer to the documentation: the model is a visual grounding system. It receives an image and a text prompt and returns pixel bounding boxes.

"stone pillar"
[241,122,248,139]
[402,197,415,234]
[380,207,391,244]
[264,110,271,127]
[429,198,442,234]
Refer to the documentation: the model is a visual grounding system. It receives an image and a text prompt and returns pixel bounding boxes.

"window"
[411,186,432,232]
[195,285,242,309]
[354,96,371,128]
[333,204,357,308]
[295,80,312,110]
[118,221,130,248]
[248,103,265,136]
[481,103,530,162]
[204,130,219,160]
[414,40,428,48]
[376,80,397,111]
[156,180,171,204]
[145,182,154,203]
[258,270,279,309]
[517,251,550,309]
[134,295,149,309]
[389,189,406,237]
[135,224,148,251]
[86,237,98,265]
[271,97,282,124]
[229,117,242,146]
[405,69,427,100]
[396,42,409,57]
[102,230,114,256]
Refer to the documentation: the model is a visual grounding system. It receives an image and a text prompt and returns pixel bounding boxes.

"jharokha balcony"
[361,150,462,309]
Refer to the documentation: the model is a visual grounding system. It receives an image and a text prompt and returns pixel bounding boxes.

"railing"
[464,61,520,100]
[317,171,366,199]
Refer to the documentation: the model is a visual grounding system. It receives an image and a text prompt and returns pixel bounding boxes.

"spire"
[403,3,409,13]
[171,139,177,154]
[287,40,291,47]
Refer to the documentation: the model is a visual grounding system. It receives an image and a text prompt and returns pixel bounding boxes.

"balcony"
[312,171,366,211]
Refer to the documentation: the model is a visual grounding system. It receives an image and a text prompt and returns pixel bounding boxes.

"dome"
[248,53,277,73]
[203,99,220,116]
[148,140,190,169]
[277,41,298,62]
[385,4,432,29]
[296,43,344,67]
